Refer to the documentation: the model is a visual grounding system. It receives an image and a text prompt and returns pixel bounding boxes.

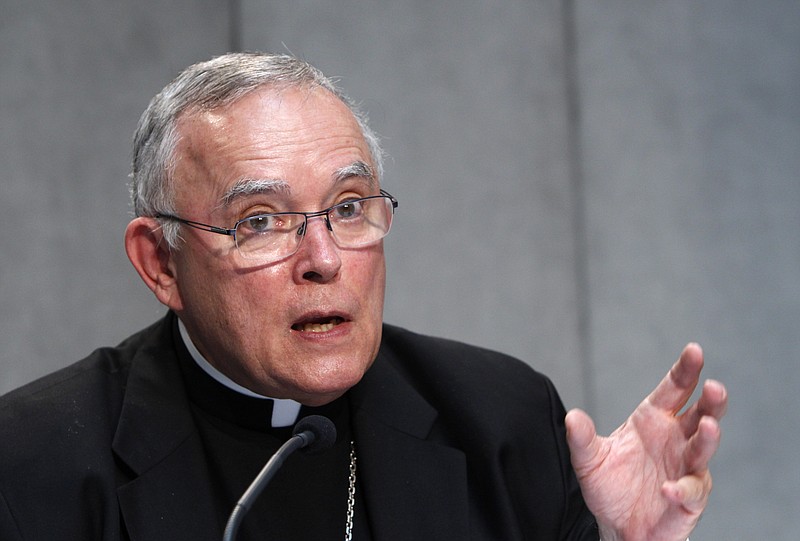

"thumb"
[565,408,601,471]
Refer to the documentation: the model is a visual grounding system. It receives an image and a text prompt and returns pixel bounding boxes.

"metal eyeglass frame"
[155,189,398,261]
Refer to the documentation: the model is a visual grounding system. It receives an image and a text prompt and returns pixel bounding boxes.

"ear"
[125,217,184,311]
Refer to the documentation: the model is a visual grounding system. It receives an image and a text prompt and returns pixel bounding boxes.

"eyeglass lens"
[234,195,394,261]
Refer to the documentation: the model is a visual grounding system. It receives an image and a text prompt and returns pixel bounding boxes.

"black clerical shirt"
[175,327,372,540]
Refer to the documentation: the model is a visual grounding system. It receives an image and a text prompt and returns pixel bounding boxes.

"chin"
[291,363,370,406]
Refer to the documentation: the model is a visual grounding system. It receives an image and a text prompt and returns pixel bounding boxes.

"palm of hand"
[565,344,726,541]
[575,403,702,540]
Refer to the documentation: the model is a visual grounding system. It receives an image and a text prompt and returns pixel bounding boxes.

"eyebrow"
[217,161,376,208]
[333,161,376,188]
[219,178,291,207]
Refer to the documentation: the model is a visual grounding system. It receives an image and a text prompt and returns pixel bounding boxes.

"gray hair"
[130,51,384,247]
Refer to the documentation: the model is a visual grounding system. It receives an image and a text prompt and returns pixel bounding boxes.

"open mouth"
[291,316,345,333]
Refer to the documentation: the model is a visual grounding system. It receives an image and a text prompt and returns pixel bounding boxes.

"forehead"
[172,85,373,207]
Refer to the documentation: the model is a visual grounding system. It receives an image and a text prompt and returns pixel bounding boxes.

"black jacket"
[0,313,597,540]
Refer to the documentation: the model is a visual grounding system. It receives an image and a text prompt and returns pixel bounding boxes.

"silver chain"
[344,440,357,541]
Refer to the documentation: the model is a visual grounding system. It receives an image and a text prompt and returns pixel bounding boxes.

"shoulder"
[375,324,585,530]
[380,323,555,390]
[378,323,565,427]
[0,316,167,408]
[0,315,176,539]
[0,315,171,462]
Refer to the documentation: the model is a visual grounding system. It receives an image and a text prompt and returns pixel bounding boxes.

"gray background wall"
[2,1,797,538]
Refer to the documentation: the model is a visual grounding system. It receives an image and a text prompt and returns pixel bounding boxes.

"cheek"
[352,248,386,292]
[354,250,387,328]
[229,273,291,324]
[177,253,285,330]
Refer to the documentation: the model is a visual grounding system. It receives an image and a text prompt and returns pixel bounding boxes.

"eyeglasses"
[156,189,398,264]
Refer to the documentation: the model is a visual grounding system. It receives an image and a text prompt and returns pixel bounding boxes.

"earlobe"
[124,217,183,311]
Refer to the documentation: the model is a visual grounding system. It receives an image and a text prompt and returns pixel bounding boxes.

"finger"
[662,471,712,513]
[699,379,729,420]
[647,343,704,413]
[684,415,722,473]
[679,379,728,437]
[565,409,602,473]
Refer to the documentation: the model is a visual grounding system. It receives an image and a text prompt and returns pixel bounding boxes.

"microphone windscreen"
[292,415,337,453]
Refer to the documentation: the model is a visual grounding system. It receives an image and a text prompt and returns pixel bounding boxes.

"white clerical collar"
[177,318,302,427]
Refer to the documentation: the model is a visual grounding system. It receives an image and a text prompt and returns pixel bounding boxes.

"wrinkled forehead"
[170,85,375,210]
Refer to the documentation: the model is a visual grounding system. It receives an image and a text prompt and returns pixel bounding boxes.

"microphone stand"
[222,416,334,541]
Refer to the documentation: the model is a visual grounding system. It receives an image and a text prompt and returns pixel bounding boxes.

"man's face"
[164,86,386,406]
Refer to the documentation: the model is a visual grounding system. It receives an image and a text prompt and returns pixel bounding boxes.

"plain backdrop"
[2,1,798,538]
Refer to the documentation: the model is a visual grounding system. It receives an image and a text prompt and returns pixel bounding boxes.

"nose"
[292,215,342,283]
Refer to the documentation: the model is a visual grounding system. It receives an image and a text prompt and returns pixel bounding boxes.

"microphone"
[222,415,337,541]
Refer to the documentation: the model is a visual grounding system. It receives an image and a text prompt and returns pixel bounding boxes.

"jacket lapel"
[351,345,470,540]
[112,316,222,541]
[110,316,471,540]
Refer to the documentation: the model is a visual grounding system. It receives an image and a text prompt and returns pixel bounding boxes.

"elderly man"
[0,52,727,541]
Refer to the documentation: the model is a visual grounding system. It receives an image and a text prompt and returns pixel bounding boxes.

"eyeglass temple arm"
[155,214,236,237]
[380,189,398,209]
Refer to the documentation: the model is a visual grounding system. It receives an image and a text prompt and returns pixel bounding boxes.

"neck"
[177,317,302,427]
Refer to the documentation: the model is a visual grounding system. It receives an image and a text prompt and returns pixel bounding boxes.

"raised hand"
[565,343,728,541]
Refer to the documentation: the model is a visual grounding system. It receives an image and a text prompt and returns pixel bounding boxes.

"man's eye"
[244,215,274,233]
[334,201,363,220]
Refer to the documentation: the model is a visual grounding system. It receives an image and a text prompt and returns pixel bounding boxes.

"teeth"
[295,318,342,333]
[301,322,335,333]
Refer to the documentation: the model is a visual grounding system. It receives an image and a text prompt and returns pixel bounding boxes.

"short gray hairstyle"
[130,51,384,247]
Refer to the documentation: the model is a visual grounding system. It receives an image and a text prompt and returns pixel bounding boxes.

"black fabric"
[175,332,281,432]
[0,312,597,540]
[174,328,371,540]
